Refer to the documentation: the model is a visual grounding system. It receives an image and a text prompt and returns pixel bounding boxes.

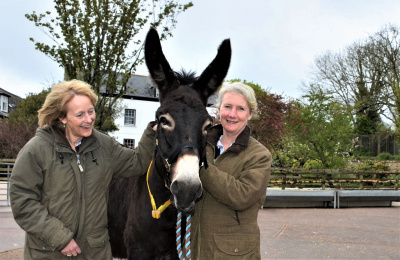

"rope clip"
[152,210,161,219]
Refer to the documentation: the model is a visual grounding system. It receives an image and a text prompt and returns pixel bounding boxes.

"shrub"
[303,159,325,169]
[377,152,393,161]
[347,160,389,171]
[373,161,389,171]
[0,120,36,159]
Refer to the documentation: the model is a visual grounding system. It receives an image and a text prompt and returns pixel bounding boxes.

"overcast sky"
[1,0,400,99]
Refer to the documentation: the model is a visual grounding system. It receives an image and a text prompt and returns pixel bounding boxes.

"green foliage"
[373,161,390,171]
[303,159,325,169]
[8,88,51,126]
[26,0,193,132]
[348,160,389,171]
[393,155,400,161]
[377,152,394,161]
[273,136,312,168]
[285,85,354,169]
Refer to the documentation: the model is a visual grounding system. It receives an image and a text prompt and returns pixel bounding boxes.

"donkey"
[108,28,231,259]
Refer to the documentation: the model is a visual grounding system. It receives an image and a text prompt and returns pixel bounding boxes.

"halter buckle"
[152,210,161,219]
[164,159,171,172]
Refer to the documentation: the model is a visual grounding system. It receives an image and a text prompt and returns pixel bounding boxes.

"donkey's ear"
[193,39,231,106]
[144,27,179,103]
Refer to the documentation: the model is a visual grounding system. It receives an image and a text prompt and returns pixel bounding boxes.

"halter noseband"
[155,139,202,173]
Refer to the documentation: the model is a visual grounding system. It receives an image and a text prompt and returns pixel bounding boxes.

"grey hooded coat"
[10,123,155,259]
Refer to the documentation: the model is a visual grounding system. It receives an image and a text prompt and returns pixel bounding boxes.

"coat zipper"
[76,153,84,172]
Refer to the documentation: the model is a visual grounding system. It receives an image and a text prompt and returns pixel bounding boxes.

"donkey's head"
[145,28,231,213]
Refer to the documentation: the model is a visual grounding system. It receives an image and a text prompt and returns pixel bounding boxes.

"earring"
[63,123,66,128]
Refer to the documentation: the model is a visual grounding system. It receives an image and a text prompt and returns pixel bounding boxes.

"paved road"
[1,206,399,259]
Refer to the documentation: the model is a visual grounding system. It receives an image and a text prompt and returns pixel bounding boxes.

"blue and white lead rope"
[176,212,191,260]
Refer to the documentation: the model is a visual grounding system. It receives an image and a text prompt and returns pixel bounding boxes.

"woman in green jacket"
[192,82,272,259]
[10,79,156,259]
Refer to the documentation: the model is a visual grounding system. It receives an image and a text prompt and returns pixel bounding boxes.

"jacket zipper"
[75,151,83,237]
[76,153,84,172]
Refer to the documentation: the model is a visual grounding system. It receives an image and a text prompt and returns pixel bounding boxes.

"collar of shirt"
[216,135,235,155]
[75,140,82,152]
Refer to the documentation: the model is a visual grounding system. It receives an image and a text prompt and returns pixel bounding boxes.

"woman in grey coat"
[10,79,155,259]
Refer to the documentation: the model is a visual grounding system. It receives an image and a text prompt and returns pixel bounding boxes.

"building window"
[0,95,8,113]
[124,109,136,125]
[123,139,135,149]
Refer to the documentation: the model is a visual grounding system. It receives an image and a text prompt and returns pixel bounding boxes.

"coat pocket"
[87,228,109,248]
[26,234,59,260]
[26,233,55,251]
[85,229,112,260]
[213,234,257,258]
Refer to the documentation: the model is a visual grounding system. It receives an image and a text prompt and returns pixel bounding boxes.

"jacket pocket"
[87,228,109,248]
[213,234,257,258]
[85,229,112,260]
[26,234,59,259]
[26,233,55,251]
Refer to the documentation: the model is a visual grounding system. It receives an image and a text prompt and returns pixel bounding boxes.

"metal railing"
[0,162,14,206]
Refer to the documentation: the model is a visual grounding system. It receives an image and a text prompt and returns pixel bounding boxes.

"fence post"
[359,174,364,190]
[281,173,286,190]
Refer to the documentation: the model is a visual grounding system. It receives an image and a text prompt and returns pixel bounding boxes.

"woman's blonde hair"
[38,79,98,128]
[214,82,257,115]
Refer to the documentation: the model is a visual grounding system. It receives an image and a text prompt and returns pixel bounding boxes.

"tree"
[228,79,301,151]
[288,85,354,169]
[391,81,400,135]
[311,24,399,133]
[26,0,193,132]
[365,25,400,135]
[248,91,300,151]
[0,89,51,158]
[7,88,51,126]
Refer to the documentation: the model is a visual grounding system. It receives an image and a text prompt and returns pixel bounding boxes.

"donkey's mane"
[176,69,197,85]
[159,69,203,109]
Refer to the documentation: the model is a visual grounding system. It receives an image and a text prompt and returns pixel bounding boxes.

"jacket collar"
[41,124,98,152]
[207,124,251,154]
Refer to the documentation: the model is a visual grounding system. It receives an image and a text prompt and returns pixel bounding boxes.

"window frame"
[124,108,136,125]
[123,138,135,149]
[0,95,9,113]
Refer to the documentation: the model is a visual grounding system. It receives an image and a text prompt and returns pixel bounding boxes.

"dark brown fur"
[108,28,231,260]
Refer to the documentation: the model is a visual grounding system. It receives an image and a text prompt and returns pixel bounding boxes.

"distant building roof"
[101,74,217,106]
[0,88,23,118]
[125,74,158,101]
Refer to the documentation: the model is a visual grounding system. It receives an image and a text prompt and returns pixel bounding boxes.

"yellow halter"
[146,160,172,219]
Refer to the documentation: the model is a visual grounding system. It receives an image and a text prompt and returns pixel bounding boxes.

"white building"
[110,97,159,148]
[108,75,158,148]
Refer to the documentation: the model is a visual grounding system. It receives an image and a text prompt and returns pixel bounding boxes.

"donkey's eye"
[159,115,174,130]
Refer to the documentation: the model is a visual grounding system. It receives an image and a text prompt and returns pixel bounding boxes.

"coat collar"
[48,124,98,152]
[207,124,251,154]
